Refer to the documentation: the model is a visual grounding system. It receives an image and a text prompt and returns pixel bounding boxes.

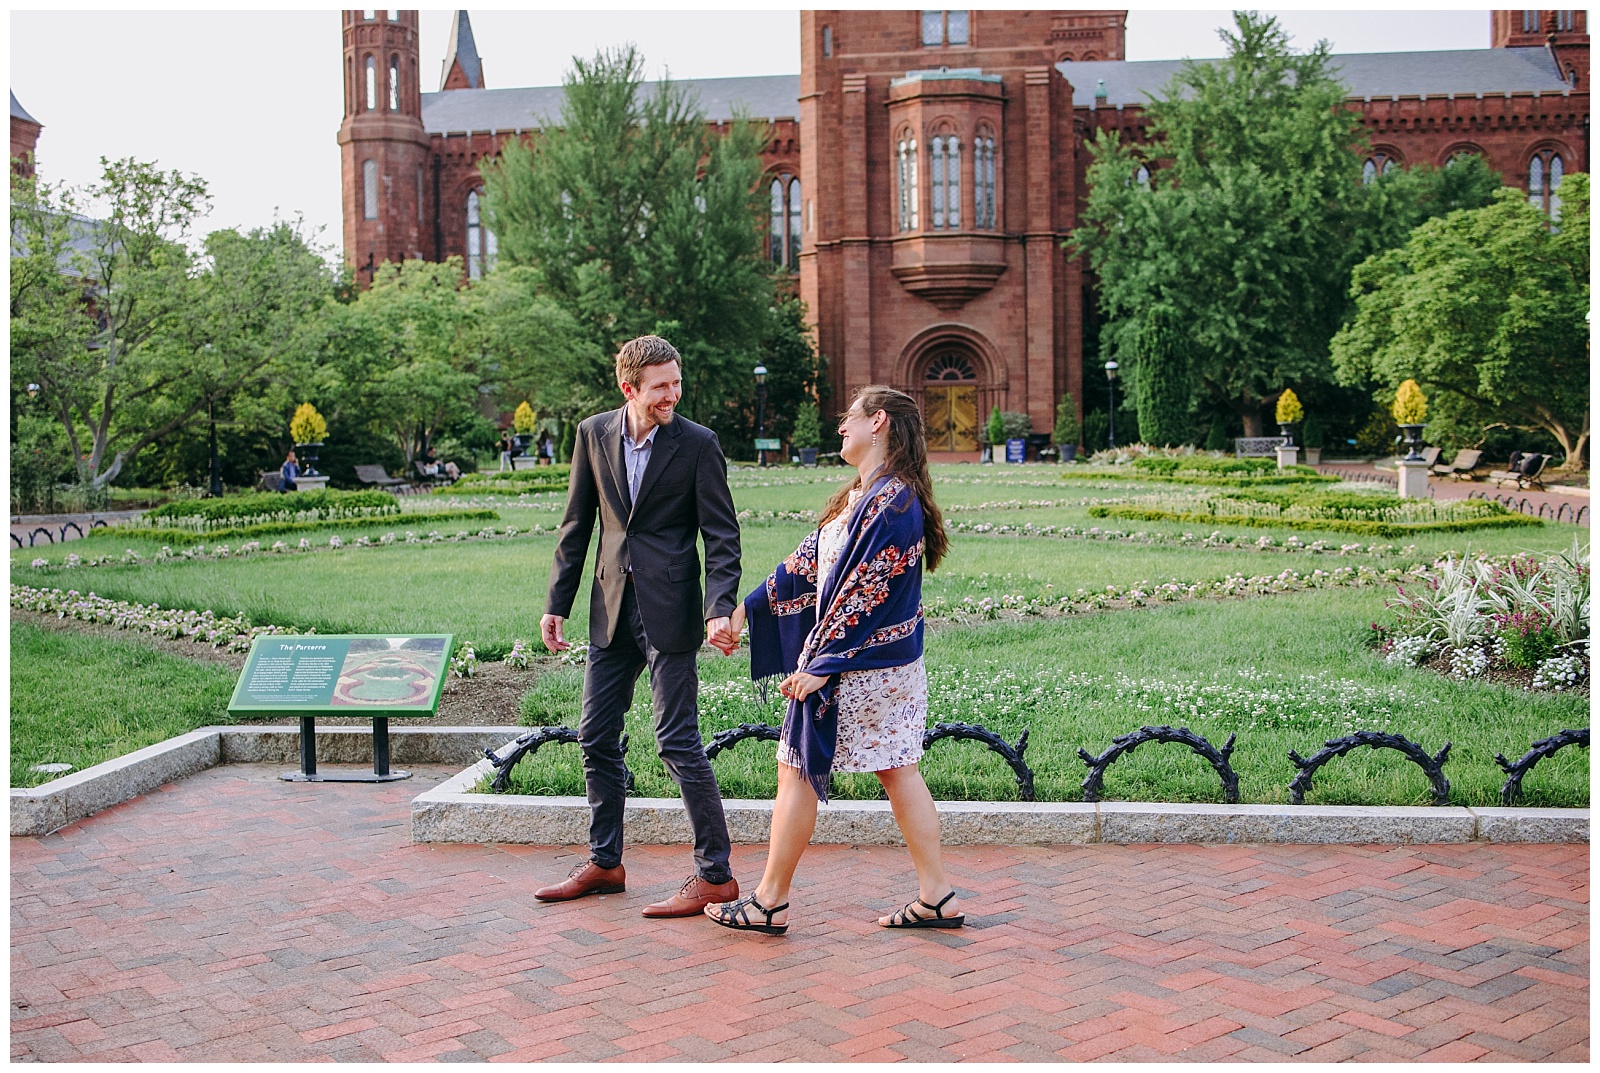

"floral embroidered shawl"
[743,472,925,801]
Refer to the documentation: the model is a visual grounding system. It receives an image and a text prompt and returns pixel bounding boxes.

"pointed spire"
[11,90,40,125]
[440,11,484,91]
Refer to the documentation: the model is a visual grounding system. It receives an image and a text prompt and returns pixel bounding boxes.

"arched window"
[415,166,424,223]
[929,134,961,230]
[896,135,919,232]
[1528,150,1564,218]
[930,137,946,228]
[787,177,801,270]
[768,177,803,270]
[1558,10,1575,31]
[1361,153,1399,184]
[346,57,353,113]
[1522,10,1538,32]
[925,353,976,381]
[365,56,377,112]
[975,134,996,228]
[466,190,497,279]
[1134,164,1151,187]
[363,160,378,220]
[822,25,832,57]
[769,178,785,263]
[389,55,400,112]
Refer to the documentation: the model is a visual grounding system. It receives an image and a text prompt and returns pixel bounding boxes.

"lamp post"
[1104,359,1119,450]
[26,383,39,398]
[753,363,768,467]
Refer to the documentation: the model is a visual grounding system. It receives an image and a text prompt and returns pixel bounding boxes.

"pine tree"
[1129,309,1193,446]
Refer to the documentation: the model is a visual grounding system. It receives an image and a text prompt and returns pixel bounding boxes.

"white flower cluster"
[926,563,1398,623]
[134,504,401,533]
[943,519,1410,558]
[10,584,303,651]
[558,643,590,667]
[25,523,553,571]
[450,642,479,678]
[504,638,535,669]
[1448,646,1490,679]
[1384,635,1433,667]
[1532,654,1588,692]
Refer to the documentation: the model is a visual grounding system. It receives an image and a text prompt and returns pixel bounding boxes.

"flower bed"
[1089,499,1541,538]
[142,489,399,528]
[93,509,498,546]
[1374,541,1590,692]
[11,584,302,652]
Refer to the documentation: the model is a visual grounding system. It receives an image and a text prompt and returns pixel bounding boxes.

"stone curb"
[11,726,522,837]
[12,727,1590,846]
[412,764,1590,846]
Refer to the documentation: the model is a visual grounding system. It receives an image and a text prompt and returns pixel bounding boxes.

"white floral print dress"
[776,488,928,774]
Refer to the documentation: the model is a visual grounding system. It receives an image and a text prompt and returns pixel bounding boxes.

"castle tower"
[10,91,42,177]
[1492,9,1588,87]
[338,9,431,282]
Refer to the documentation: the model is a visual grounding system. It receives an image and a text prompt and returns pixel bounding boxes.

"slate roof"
[1059,47,1573,108]
[421,74,801,133]
[11,90,40,125]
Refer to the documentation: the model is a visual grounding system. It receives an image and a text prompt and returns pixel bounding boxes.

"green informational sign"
[228,634,453,716]
[754,438,781,451]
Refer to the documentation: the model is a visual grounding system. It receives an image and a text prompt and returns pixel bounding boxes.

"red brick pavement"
[11,765,1590,1062]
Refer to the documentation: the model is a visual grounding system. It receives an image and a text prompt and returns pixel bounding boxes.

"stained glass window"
[363,160,377,220]
[365,56,377,111]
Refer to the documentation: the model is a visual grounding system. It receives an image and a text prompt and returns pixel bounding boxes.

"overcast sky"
[11,7,1493,259]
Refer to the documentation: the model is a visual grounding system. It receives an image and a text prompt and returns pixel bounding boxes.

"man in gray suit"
[537,335,742,917]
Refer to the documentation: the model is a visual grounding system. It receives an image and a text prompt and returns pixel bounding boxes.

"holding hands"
[707,605,745,655]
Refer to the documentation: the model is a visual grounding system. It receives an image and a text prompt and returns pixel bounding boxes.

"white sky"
[10,6,1493,259]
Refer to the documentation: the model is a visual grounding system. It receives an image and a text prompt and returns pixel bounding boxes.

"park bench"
[1234,437,1288,457]
[1489,452,1549,491]
[354,464,409,493]
[1412,445,1443,467]
[1432,448,1483,480]
[259,471,285,493]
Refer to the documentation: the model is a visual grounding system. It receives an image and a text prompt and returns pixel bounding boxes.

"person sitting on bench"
[280,450,300,493]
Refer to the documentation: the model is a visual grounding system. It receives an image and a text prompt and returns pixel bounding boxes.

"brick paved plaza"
[10,763,1589,1062]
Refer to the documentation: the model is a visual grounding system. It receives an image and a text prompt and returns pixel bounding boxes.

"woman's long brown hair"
[818,385,948,572]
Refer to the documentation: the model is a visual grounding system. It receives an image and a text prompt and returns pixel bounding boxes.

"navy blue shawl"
[743,473,926,801]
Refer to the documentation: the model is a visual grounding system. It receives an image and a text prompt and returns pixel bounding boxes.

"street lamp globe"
[753,364,767,385]
[1104,360,1120,449]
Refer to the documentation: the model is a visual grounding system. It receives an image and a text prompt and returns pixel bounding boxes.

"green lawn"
[503,588,1589,808]
[10,624,239,787]
[10,463,1589,805]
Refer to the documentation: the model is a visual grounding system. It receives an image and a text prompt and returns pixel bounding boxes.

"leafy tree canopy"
[1068,12,1501,437]
[479,46,787,440]
[1330,176,1589,469]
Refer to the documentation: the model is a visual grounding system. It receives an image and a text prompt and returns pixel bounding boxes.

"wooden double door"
[924,385,979,452]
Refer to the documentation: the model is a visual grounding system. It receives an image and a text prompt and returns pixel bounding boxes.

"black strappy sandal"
[881,890,964,929]
[706,892,789,935]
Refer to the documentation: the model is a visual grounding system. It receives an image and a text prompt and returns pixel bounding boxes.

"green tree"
[1069,13,1496,437]
[1128,308,1193,446]
[469,264,604,422]
[11,158,209,487]
[480,46,775,435]
[317,259,482,468]
[749,294,823,452]
[1052,392,1081,447]
[1330,176,1590,469]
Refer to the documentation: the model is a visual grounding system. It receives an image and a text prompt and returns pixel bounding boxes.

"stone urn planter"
[798,447,818,467]
[292,442,323,477]
[1397,424,1427,461]
[1303,447,1322,466]
[1057,443,1078,462]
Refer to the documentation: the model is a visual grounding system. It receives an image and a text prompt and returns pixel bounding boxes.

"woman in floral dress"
[705,386,963,934]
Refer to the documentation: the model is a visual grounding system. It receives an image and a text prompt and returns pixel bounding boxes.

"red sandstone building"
[337,9,1588,454]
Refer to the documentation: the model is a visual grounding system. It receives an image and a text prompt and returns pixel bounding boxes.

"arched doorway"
[922,351,980,452]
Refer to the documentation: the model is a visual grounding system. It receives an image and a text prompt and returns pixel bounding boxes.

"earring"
[871,433,877,447]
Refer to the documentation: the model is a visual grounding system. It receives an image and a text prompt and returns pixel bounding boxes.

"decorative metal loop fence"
[29,527,53,546]
[923,722,1036,802]
[1467,490,1589,526]
[60,522,83,541]
[704,722,781,760]
[484,726,636,795]
[1495,728,1590,806]
[1078,725,1239,804]
[1289,731,1451,805]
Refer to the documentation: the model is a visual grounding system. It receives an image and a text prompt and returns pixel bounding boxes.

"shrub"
[1053,393,1081,446]
[1082,410,1110,452]
[1392,379,1428,424]
[1088,502,1540,538]
[456,465,570,485]
[1130,309,1193,446]
[1204,412,1231,451]
[985,406,1005,446]
[1000,411,1032,441]
[1301,412,1325,449]
[1275,389,1304,426]
[792,401,821,449]
[1495,610,1560,668]
[513,401,537,434]
[128,509,500,545]
[289,403,327,444]
[145,489,398,524]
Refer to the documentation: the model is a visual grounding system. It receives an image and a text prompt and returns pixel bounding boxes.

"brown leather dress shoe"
[641,875,739,918]
[534,861,626,902]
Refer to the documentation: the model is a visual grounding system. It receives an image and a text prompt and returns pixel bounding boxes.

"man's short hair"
[615,335,682,388]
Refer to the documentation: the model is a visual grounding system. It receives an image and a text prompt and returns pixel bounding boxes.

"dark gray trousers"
[578,582,732,882]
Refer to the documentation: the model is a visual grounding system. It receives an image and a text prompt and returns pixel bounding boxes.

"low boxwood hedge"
[131,509,500,545]
[146,489,399,523]
[1086,504,1542,538]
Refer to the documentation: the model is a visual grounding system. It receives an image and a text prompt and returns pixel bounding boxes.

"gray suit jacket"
[545,407,741,653]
